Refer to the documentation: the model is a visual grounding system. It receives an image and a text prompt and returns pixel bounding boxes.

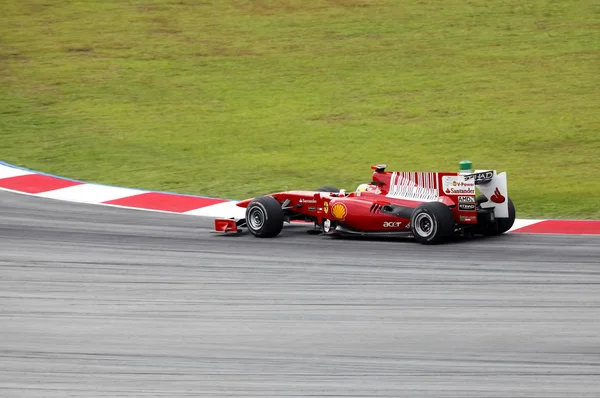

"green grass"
[1,0,599,218]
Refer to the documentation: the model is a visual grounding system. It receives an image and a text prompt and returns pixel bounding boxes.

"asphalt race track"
[1,190,600,397]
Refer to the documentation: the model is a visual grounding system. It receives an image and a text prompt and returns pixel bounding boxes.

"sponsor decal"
[445,187,476,195]
[460,216,476,222]
[442,176,475,195]
[308,207,316,211]
[330,202,347,220]
[323,201,329,214]
[458,196,475,203]
[458,203,476,211]
[464,171,494,185]
[383,221,402,228]
[300,199,317,204]
[490,187,506,204]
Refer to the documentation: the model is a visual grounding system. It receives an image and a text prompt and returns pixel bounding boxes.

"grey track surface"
[1,190,600,397]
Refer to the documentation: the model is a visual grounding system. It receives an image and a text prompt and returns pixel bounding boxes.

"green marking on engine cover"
[459,160,473,173]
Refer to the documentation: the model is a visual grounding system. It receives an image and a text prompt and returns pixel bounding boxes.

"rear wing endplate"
[464,170,509,218]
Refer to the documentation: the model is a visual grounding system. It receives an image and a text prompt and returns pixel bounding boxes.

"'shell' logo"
[330,203,347,220]
[490,187,505,203]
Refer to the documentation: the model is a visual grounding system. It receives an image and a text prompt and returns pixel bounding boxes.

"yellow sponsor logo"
[331,203,347,220]
[323,201,329,214]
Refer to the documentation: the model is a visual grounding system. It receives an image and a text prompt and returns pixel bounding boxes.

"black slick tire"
[477,195,516,235]
[322,218,337,234]
[410,202,455,244]
[497,198,516,234]
[245,196,284,238]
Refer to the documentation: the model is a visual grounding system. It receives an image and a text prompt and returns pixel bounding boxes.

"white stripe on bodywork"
[37,183,146,203]
[185,201,246,219]
[0,164,33,179]
[386,171,439,201]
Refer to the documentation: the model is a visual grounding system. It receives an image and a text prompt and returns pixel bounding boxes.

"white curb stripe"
[508,218,546,232]
[37,183,147,204]
[184,201,245,219]
[0,164,33,179]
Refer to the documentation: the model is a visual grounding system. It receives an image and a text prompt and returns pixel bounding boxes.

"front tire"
[245,196,284,238]
[410,202,455,244]
[322,218,337,233]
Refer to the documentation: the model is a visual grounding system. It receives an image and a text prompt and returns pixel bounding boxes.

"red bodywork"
[215,218,238,233]
[229,166,477,234]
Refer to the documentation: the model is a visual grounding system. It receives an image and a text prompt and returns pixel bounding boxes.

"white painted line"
[37,183,146,204]
[185,201,246,219]
[0,164,33,179]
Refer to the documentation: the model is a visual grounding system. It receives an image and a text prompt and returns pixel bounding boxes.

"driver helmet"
[356,183,373,196]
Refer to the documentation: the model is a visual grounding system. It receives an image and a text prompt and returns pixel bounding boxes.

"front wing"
[214,218,247,234]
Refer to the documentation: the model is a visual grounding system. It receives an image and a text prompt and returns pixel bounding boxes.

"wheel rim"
[414,213,435,237]
[248,206,266,230]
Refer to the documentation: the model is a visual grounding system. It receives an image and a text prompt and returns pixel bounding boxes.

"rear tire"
[410,202,455,244]
[315,186,339,192]
[245,196,284,238]
[477,195,516,235]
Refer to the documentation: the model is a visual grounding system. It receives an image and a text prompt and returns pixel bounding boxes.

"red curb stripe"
[0,174,83,194]
[104,192,228,213]
[512,220,600,235]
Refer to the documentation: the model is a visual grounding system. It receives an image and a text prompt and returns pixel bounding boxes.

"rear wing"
[370,166,510,218]
[464,170,509,218]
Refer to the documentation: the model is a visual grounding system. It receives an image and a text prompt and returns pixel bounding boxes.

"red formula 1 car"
[214,162,516,244]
